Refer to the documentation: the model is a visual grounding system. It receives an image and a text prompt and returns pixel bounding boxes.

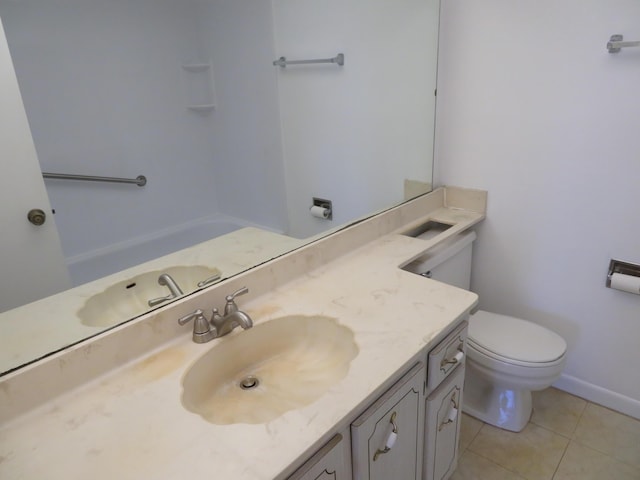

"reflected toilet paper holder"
[606,259,640,289]
[310,197,333,220]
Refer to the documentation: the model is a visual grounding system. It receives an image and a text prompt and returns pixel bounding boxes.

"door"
[0,18,70,312]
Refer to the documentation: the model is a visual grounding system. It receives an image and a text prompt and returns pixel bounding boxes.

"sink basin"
[78,265,221,327]
[181,315,358,425]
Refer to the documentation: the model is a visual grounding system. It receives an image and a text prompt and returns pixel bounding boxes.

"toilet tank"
[403,230,476,290]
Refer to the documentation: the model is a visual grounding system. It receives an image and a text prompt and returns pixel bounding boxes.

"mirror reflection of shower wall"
[274,0,437,237]
[1,0,436,294]
[1,0,289,289]
[0,0,439,375]
[1,0,436,283]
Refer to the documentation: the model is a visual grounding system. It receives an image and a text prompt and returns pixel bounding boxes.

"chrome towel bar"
[607,34,640,53]
[273,53,344,68]
[42,172,147,186]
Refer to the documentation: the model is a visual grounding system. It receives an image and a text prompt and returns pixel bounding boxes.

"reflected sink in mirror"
[181,315,358,425]
[77,266,221,328]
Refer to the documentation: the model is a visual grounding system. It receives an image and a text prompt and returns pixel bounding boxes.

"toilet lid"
[468,310,566,364]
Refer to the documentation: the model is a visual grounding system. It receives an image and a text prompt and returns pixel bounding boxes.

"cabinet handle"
[438,395,459,431]
[440,348,464,368]
[373,412,398,461]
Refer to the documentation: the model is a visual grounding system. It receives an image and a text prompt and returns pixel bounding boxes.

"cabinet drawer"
[427,321,467,392]
[351,363,425,480]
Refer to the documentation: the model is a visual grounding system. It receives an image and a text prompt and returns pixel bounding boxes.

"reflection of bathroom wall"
[192,1,289,233]
[0,0,288,262]
[273,0,438,238]
[436,0,640,418]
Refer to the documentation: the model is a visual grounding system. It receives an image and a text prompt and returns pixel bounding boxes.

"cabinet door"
[351,363,425,480]
[423,364,465,480]
[288,434,350,480]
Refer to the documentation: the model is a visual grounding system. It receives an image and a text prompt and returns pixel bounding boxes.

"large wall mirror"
[0,0,440,375]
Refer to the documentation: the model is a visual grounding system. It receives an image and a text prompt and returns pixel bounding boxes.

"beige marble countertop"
[0,187,486,480]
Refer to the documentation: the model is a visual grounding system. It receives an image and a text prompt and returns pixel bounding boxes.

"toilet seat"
[468,310,567,367]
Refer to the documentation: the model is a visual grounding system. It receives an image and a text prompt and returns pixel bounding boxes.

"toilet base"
[462,371,532,432]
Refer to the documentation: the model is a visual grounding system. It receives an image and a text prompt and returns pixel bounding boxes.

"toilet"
[405,230,567,432]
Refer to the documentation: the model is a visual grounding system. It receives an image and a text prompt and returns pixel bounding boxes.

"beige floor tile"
[572,402,640,469]
[451,451,525,480]
[530,387,586,437]
[468,423,568,480]
[459,413,484,453]
[553,442,640,480]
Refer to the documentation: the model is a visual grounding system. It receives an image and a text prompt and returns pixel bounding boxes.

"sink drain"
[239,375,260,390]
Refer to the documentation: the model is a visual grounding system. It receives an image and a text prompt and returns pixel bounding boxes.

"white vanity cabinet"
[287,433,351,480]
[350,363,425,480]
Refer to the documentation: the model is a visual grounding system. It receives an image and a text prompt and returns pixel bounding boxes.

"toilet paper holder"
[311,197,333,220]
[606,259,640,288]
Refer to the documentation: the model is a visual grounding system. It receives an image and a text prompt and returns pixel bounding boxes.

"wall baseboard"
[553,374,640,420]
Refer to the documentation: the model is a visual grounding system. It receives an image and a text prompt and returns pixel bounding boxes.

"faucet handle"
[224,286,249,315]
[178,309,216,343]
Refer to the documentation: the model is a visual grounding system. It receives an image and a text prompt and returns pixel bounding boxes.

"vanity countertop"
[0,188,486,480]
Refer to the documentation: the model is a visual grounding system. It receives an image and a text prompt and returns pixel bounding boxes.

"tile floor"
[451,387,640,480]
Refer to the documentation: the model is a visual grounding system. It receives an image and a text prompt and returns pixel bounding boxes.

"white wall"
[273,0,438,238]
[436,0,640,417]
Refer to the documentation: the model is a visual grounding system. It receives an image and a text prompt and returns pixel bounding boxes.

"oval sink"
[78,265,221,327]
[181,315,358,425]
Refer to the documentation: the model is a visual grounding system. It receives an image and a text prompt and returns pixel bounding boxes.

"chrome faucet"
[211,287,253,337]
[178,286,253,343]
[148,273,184,307]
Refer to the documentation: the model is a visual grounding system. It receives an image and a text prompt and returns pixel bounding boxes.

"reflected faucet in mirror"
[0,0,440,376]
[147,273,185,307]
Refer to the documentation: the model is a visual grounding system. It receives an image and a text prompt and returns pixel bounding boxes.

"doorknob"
[27,208,46,226]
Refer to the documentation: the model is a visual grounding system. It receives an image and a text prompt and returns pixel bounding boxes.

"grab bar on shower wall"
[607,34,640,53]
[272,53,344,68]
[42,172,147,187]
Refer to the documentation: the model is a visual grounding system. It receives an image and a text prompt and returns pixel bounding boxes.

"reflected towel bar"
[607,34,640,53]
[273,53,344,68]
[42,172,147,186]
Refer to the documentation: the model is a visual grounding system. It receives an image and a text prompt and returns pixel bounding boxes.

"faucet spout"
[227,310,253,330]
[211,309,253,337]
